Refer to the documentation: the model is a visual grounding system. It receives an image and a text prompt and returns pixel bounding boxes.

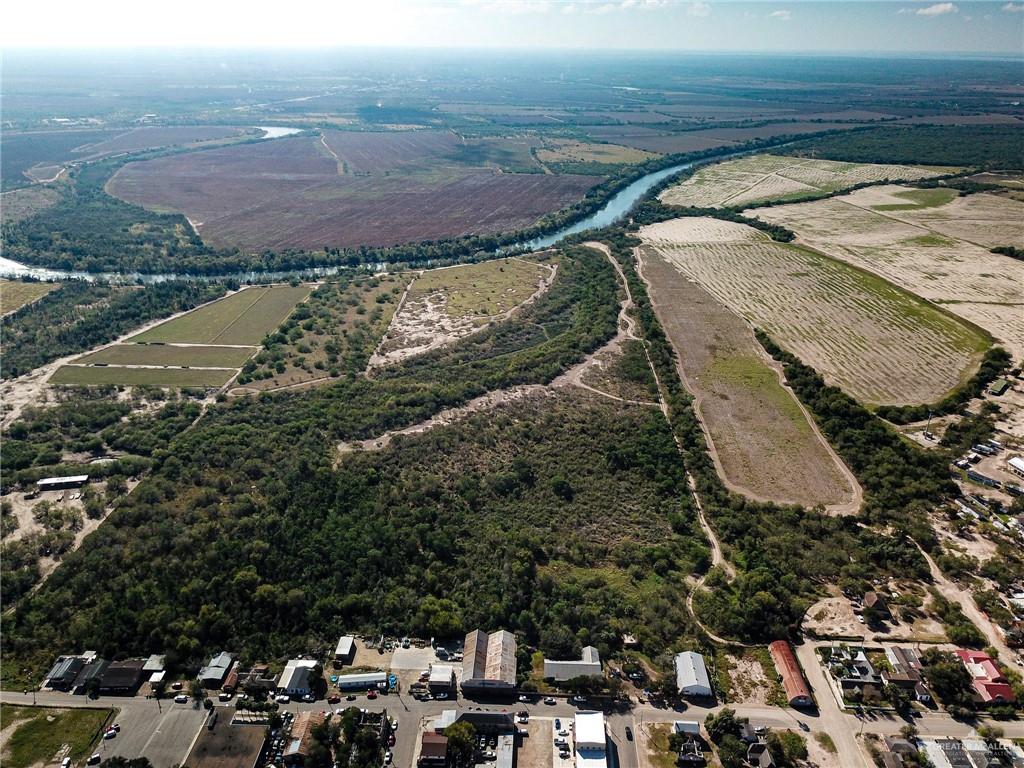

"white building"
[674,652,712,698]
[543,646,602,682]
[277,659,319,696]
[334,636,356,665]
[429,664,457,691]
[1009,456,1024,478]
[574,711,607,768]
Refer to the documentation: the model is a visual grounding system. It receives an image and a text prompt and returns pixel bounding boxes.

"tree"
[189,678,207,707]
[920,650,974,708]
[705,708,744,743]
[767,731,808,765]
[444,721,477,768]
[716,734,747,768]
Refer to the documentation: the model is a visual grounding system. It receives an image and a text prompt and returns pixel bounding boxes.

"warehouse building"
[768,641,813,708]
[429,664,457,693]
[574,711,607,768]
[543,646,602,682]
[198,651,236,689]
[277,659,319,697]
[284,710,325,765]
[674,651,713,698]
[462,629,516,694]
[334,636,356,666]
[99,659,146,695]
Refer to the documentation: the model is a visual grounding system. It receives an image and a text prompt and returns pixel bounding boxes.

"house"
[99,659,146,694]
[428,664,457,693]
[672,721,702,740]
[677,742,706,765]
[336,672,387,690]
[863,591,892,621]
[461,629,516,694]
[575,711,607,768]
[747,743,776,768]
[198,652,235,689]
[142,655,166,675]
[955,650,1015,704]
[71,658,109,694]
[543,646,602,682]
[277,659,319,697]
[883,737,919,757]
[44,656,86,690]
[768,641,813,707]
[882,648,931,702]
[334,636,356,666]
[235,665,277,694]
[36,475,89,492]
[674,652,713,698]
[418,732,448,767]
[283,710,325,765]
[826,647,881,696]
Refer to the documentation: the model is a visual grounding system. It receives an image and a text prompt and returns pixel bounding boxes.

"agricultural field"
[107,131,600,252]
[638,245,857,511]
[76,344,256,368]
[237,274,408,391]
[659,154,956,208]
[130,285,312,345]
[1,280,58,315]
[585,122,866,155]
[0,704,113,768]
[753,186,1024,358]
[640,217,990,406]
[372,256,555,367]
[0,186,61,225]
[536,139,657,167]
[50,365,237,387]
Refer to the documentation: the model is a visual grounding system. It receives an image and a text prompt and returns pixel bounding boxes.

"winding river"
[0,151,735,284]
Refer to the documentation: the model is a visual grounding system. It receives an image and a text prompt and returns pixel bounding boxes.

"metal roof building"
[334,636,356,664]
[197,651,235,688]
[278,659,318,695]
[768,641,813,707]
[37,475,89,491]
[574,711,607,768]
[543,646,602,682]
[674,651,712,698]
[335,671,387,690]
[462,629,516,692]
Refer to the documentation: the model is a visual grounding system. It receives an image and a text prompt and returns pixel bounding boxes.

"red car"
[328,694,341,704]
[367,689,378,700]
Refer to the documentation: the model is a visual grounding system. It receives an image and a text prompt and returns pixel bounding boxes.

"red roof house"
[955,649,1015,704]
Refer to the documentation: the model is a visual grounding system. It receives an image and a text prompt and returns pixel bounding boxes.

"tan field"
[638,245,858,511]
[640,217,990,406]
[659,154,956,208]
[753,187,1024,359]
[1,279,58,315]
[536,139,657,166]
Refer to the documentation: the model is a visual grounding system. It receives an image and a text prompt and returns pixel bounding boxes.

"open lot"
[2,279,58,315]
[0,704,113,768]
[104,698,209,768]
[182,713,265,768]
[640,217,990,406]
[108,132,600,252]
[536,139,656,166]
[659,154,955,208]
[77,344,257,368]
[50,365,236,388]
[372,256,555,367]
[638,245,858,511]
[130,285,312,345]
[753,187,1024,358]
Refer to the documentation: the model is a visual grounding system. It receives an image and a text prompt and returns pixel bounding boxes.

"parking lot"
[102,698,208,767]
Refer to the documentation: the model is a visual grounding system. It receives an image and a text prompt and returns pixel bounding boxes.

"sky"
[3,0,1023,54]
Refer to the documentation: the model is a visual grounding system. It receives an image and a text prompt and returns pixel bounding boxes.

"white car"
[62,759,72,768]
[385,751,393,763]
[174,694,189,703]
[276,694,291,703]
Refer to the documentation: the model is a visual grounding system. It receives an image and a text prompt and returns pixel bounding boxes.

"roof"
[673,721,701,735]
[143,654,166,672]
[278,659,318,691]
[990,379,1011,395]
[674,651,711,693]
[1010,456,1024,473]
[335,636,355,657]
[198,652,235,682]
[543,646,602,682]
[769,641,812,705]
[955,650,1015,703]
[420,733,448,759]
[37,474,89,486]
[335,672,387,688]
[284,711,325,759]
[574,711,606,750]
[463,629,516,685]
[46,657,84,682]
[100,659,145,689]
[429,665,456,684]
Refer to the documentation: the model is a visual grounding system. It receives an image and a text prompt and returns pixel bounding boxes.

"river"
[0,152,730,283]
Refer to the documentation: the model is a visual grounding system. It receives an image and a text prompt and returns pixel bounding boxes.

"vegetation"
[0,704,113,768]
[991,245,1023,261]
[1,280,229,379]
[1,279,58,314]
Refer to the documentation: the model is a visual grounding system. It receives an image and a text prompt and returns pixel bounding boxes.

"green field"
[130,285,311,345]
[0,704,113,768]
[410,257,550,317]
[871,187,959,210]
[1,279,58,315]
[77,343,257,368]
[51,365,236,388]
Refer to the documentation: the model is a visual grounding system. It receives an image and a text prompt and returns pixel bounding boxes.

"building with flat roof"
[335,671,387,690]
[574,711,607,768]
[432,710,514,735]
[142,655,166,674]
[1009,456,1024,479]
[278,659,319,697]
[99,659,146,694]
[768,641,813,707]
[418,733,448,767]
[674,652,713,698]
[334,636,356,665]
[462,629,516,693]
[37,475,89,491]
[429,664,457,692]
[543,646,602,682]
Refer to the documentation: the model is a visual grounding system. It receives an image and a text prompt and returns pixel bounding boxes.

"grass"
[51,365,236,388]
[130,285,312,345]
[1,280,58,315]
[704,354,816,439]
[872,188,958,211]
[0,705,114,768]
[814,731,837,754]
[645,723,679,768]
[77,344,257,368]
[537,140,656,166]
[410,257,549,318]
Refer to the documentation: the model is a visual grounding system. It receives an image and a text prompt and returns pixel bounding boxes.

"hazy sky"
[4,0,1023,54]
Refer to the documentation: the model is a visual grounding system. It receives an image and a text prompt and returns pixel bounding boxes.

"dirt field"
[371,257,556,367]
[0,186,61,225]
[1,279,58,315]
[130,285,312,345]
[77,344,256,368]
[537,139,656,166]
[586,122,865,155]
[637,245,858,511]
[753,187,1024,359]
[640,217,989,406]
[108,133,599,252]
[659,154,955,208]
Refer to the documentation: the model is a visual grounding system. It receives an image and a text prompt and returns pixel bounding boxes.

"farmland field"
[638,246,857,511]
[659,154,955,208]
[1,280,58,315]
[536,140,657,166]
[585,122,865,155]
[107,132,600,252]
[76,344,257,368]
[753,187,1024,358]
[373,256,556,367]
[640,217,990,406]
[50,365,236,387]
[129,285,312,345]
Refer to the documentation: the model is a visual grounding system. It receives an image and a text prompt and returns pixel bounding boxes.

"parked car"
[87,755,102,766]
[558,729,569,737]
[625,726,633,741]
[385,751,393,763]
[435,693,448,700]
[275,694,291,703]
[171,682,184,690]
[62,759,72,768]
[328,694,340,704]
[545,697,556,705]
[218,692,232,702]
[554,718,561,730]
[367,689,378,700]
[301,693,315,702]
[112,723,121,732]
[569,695,586,704]
[518,694,529,702]
[346,694,357,701]
[174,694,189,703]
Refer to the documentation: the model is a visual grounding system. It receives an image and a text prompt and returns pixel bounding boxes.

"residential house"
[864,591,892,621]
[283,710,325,765]
[955,650,1015,705]
[882,648,931,703]
[747,743,776,768]
[418,732,448,768]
